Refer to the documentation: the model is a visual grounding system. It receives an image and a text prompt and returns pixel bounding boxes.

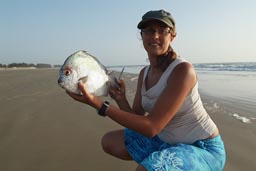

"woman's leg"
[135,165,147,171]
[101,129,132,160]
[141,136,225,171]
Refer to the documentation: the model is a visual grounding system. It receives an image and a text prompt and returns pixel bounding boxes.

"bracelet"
[98,101,109,117]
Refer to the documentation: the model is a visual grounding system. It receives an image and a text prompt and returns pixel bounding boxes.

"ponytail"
[156,46,177,71]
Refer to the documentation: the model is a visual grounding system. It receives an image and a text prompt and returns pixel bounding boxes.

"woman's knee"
[101,129,132,160]
[101,131,116,154]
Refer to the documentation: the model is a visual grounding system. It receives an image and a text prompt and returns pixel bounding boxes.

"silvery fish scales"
[58,50,113,96]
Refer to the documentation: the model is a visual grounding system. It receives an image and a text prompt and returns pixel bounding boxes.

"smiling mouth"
[149,42,160,46]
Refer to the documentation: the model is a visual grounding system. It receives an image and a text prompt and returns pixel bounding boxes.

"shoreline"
[0,67,60,71]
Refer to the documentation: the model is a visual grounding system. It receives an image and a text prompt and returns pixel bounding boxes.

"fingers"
[77,81,95,101]
[109,88,118,100]
[66,90,84,102]
[109,92,117,99]
[66,81,93,104]
[109,86,118,98]
[113,79,125,92]
[78,81,88,95]
[115,79,124,87]
[109,80,126,100]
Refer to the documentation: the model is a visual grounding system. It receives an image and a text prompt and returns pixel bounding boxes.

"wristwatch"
[98,101,109,117]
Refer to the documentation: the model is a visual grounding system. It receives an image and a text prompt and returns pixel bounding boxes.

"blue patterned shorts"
[124,128,226,171]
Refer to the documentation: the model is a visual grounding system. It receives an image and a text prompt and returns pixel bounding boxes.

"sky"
[0,0,256,66]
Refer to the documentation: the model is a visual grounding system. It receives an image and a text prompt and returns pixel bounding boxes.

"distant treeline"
[0,63,61,68]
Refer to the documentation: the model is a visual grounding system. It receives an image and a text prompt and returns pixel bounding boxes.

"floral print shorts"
[124,128,226,171]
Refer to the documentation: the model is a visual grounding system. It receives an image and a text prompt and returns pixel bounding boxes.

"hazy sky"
[1,0,256,66]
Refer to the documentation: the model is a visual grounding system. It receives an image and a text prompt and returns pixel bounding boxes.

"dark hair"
[156,46,177,71]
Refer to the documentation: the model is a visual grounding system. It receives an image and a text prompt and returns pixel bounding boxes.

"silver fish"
[58,50,114,96]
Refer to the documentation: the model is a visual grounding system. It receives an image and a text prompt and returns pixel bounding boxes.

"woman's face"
[141,21,173,57]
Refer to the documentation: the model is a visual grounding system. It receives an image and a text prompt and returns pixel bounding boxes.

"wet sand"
[0,69,255,171]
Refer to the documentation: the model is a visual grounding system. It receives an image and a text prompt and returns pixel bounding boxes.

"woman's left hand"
[66,81,102,109]
[109,79,126,101]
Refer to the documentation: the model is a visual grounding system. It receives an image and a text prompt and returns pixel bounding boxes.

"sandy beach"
[0,69,255,171]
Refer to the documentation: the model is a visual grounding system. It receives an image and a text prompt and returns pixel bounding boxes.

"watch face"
[104,101,110,106]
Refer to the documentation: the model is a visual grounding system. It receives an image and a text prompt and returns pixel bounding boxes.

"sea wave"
[194,62,256,72]
[108,62,256,74]
[231,113,256,124]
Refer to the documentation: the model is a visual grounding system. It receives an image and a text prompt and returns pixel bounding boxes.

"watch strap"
[98,101,109,117]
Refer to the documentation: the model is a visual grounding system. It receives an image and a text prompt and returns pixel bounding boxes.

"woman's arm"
[105,62,197,137]
[67,63,196,137]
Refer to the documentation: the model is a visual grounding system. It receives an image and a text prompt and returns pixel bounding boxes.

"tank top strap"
[143,66,150,82]
[161,57,188,80]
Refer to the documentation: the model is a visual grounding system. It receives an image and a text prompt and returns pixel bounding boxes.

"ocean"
[108,62,256,123]
[195,62,256,123]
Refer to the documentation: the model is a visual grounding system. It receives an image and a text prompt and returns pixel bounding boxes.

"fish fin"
[78,76,88,84]
[107,70,113,75]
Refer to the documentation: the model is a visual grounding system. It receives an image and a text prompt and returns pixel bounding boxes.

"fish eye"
[63,69,71,76]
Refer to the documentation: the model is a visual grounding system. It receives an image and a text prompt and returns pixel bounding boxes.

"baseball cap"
[137,10,175,29]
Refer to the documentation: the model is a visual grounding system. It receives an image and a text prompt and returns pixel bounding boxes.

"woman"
[68,9,226,171]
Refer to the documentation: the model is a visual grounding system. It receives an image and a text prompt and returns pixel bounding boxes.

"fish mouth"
[57,79,65,88]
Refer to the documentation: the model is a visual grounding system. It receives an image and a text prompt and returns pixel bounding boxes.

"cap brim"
[137,18,173,29]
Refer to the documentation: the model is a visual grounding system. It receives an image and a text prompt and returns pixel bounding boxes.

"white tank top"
[141,57,217,144]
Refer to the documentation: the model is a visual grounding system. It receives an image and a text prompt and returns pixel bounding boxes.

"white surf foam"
[213,102,220,109]
[232,113,252,123]
[130,77,138,81]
